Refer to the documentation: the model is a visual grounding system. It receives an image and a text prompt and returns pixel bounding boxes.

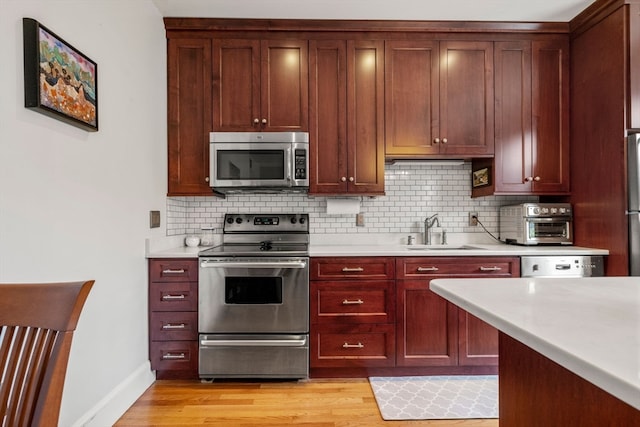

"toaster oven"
[499,203,573,245]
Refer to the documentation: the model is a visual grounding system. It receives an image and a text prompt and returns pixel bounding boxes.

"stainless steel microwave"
[499,203,573,245]
[209,132,309,194]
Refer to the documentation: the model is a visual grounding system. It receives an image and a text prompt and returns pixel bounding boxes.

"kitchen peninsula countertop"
[430,276,640,411]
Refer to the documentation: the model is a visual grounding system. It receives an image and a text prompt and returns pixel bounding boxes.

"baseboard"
[72,361,155,427]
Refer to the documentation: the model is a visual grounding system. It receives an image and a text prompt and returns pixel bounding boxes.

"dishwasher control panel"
[521,256,604,278]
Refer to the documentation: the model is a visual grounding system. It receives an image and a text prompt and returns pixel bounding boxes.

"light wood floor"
[115,379,499,426]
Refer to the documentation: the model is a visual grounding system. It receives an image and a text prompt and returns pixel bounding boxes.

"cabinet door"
[494,41,533,194]
[458,311,499,366]
[309,40,348,194]
[346,40,385,194]
[531,39,570,194]
[213,39,261,131]
[396,279,458,366]
[167,38,212,196]
[311,279,395,324]
[385,41,439,157]
[311,257,395,280]
[439,41,494,156]
[261,40,308,131]
[309,40,385,195]
[311,323,395,368]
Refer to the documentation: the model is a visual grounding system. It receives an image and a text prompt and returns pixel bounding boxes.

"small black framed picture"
[23,18,98,131]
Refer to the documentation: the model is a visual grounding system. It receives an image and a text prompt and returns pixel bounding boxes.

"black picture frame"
[23,18,98,132]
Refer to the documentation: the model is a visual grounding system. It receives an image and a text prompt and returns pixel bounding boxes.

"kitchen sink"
[405,244,483,250]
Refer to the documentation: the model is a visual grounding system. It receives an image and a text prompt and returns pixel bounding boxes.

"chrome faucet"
[424,214,440,245]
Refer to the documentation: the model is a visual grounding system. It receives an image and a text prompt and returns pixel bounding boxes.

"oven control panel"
[223,213,309,233]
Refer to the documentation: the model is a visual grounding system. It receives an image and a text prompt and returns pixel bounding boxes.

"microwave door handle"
[286,147,293,182]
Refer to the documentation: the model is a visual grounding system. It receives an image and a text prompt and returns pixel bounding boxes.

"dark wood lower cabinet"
[310,256,519,378]
[499,333,640,426]
[459,312,499,366]
[148,259,199,379]
[310,323,395,368]
[396,279,458,366]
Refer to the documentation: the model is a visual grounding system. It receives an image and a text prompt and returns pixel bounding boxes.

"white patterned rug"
[369,375,498,420]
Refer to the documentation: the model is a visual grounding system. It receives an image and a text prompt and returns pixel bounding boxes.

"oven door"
[198,257,309,333]
[526,217,572,245]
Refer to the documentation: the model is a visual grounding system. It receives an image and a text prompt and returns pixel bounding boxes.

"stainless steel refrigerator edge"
[627,134,640,276]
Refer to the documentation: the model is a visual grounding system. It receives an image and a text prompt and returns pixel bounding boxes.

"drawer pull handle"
[162,323,186,329]
[342,267,364,272]
[479,266,502,271]
[342,299,364,305]
[343,342,364,349]
[417,266,439,272]
[162,269,186,274]
[162,352,186,360]
[162,294,186,300]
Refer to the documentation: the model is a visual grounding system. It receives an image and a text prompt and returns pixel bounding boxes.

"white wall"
[0,0,166,425]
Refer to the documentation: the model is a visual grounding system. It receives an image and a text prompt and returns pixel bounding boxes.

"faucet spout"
[424,214,440,245]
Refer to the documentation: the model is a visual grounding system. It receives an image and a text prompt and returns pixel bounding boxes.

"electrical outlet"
[469,212,478,226]
[356,213,365,227]
[150,210,161,228]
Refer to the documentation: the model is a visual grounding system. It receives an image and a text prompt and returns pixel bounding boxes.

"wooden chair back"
[0,280,94,427]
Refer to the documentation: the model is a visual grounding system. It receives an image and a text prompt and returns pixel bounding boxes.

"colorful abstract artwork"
[23,18,98,131]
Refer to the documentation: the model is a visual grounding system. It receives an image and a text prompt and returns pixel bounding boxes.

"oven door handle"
[200,260,307,269]
[200,338,307,347]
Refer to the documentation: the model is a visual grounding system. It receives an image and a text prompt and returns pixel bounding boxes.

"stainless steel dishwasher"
[520,255,605,278]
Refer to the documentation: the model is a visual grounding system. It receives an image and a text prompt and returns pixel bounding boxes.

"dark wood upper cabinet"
[213,39,308,131]
[473,37,569,197]
[164,19,572,198]
[530,39,570,194]
[167,38,213,196]
[439,41,495,157]
[309,40,385,195]
[385,40,494,159]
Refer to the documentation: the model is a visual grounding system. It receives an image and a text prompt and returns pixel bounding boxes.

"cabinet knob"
[205,177,210,183]
[442,138,448,144]
[349,176,354,182]
[261,118,267,124]
[524,176,533,182]
[341,177,347,182]
[253,118,260,124]
[534,176,541,182]
[434,138,440,144]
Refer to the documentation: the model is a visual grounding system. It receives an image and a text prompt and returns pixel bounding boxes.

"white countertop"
[146,234,609,258]
[429,277,640,410]
[309,243,609,257]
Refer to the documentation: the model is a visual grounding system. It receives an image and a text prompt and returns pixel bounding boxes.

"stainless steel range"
[198,213,309,379]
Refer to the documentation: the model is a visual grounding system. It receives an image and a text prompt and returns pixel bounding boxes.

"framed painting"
[23,18,98,131]
[472,166,491,188]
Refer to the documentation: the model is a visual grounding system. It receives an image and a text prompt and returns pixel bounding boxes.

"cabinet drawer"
[150,311,198,341]
[311,257,394,280]
[149,259,198,282]
[149,340,198,372]
[311,323,395,367]
[311,280,394,324]
[149,281,198,311]
[397,257,520,278]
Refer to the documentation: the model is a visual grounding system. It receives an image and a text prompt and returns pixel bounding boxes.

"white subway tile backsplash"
[166,163,537,238]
